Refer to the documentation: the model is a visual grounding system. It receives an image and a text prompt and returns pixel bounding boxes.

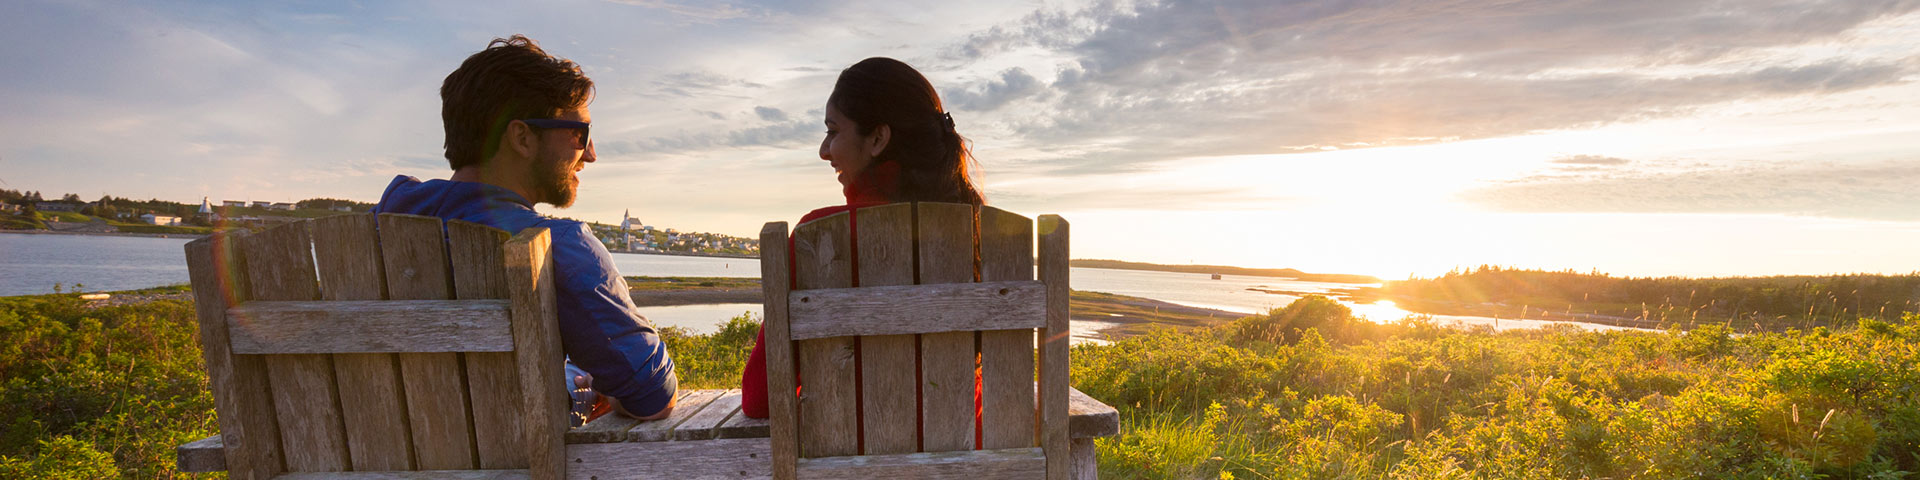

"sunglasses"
[519,118,591,149]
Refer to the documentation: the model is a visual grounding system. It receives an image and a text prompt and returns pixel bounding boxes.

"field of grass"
[6,288,1916,478]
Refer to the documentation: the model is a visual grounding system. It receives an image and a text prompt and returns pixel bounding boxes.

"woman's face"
[820,104,881,186]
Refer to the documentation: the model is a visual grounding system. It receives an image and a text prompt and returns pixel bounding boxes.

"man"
[374,35,676,424]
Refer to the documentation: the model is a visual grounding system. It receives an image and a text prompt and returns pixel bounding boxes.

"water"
[0,233,1645,335]
[0,233,193,296]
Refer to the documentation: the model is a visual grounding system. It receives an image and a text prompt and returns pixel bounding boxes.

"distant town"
[0,188,758,257]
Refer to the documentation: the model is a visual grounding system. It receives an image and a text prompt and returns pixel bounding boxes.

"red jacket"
[740,162,897,419]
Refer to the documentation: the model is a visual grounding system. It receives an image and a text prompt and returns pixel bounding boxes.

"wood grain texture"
[790,213,858,458]
[1066,388,1119,439]
[227,300,513,354]
[796,447,1045,479]
[567,438,773,480]
[241,221,352,472]
[675,389,745,441]
[978,207,1037,450]
[717,403,771,439]
[628,389,724,442]
[378,213,476,470]
[786,281,1045,340]
[185,233,284,479]
[311,214,413,472]
[914,202,976,453]
[1070,437,1097,480]
[505,227,567,480]
[1037,215,1071,480]
[275,471,530,480]
[851,204,916,455]
[757,221,798,480]
[448,221,526,470]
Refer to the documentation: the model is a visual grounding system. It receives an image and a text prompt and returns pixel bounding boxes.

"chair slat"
[628,389,725,442]
[676,389,747,441]
[242,221,350,472]
[979,207,1038,450]
[854,203,917,454]
[788,281,1046,340]
[1038,215,1072,480]
[792,212,859,458]
[379,213,477,470]
[185,233,285,479]
[226,300,513,354]
[796,447,1046,479]
[758,221,800,479]
[504,226,567,480]
[448,220,527,469]
[915,202,976,453]
[312,213,413,471]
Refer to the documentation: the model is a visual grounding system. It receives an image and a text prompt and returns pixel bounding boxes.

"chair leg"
[1070,437,1097,480]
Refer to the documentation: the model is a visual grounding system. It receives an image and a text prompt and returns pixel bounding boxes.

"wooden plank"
[185,233,284,479]
[276,471,530,480]
[311,213,413,472]
[787,281,1046,340]
[797,447,1046,479]
[978,207,1037,450]
[505,227,567,480]
[175,434,226,473]
[790,212,858,458]
[1067,388,1119,439]
[628,389,725,442]
[1037,214,1071,480]
[914,202,976,453]
[227,300,513,354]
[757,221,798,480]
[1070,437,1097,480]
[378,213,476,470]
[717,404,771,439]
[852,203,917,455]
[567,411,641,444]
[241,221,351,472]
[676,389,745,441]
[567,438,772,479]
[449,220,526,470]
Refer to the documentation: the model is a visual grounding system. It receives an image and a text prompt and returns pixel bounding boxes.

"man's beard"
[530,152,579,208]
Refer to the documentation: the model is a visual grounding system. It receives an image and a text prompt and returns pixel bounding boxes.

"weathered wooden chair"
[757,203,1090,478]
[181,213,568,479]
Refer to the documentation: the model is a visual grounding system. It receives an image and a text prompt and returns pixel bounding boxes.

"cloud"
[754,106,788,121]
[605,119,817,155]
[1551,155,1632,166]
[943,67,1043,112]
[1460,159,1920,221]
[601,0,758,21]
[944,0,1920,175]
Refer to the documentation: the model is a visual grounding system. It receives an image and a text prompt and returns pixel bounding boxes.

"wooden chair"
[757,203,1080,479]
[183,213,567,479]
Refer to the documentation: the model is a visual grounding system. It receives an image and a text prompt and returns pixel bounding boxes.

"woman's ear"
[866,124,891,158]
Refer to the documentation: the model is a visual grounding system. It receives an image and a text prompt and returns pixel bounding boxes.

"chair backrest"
[758,203,1072,479]
[184,213,567,479]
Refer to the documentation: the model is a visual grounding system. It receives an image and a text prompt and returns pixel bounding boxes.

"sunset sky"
[3,0,1918,279]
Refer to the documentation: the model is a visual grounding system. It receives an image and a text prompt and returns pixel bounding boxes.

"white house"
[141,214,181,226]
[222,200,246,208]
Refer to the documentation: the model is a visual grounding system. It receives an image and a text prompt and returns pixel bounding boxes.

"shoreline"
[1,229,207,240]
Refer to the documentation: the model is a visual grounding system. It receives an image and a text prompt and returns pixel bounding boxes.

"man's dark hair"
[440,35,595,170]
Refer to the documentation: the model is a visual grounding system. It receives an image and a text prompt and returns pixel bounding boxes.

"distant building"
[223,200,246,208]
[35,202,79,212]
[270,202,295,211]
[0,204,19,213]
[331,205,352,212]
[199,197,213,215]
[141,214,181,226]
[251,201,271,208]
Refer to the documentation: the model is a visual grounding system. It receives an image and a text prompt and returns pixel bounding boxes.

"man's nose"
[583,141,598,163]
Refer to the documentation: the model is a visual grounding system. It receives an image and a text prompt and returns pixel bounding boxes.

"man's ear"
[866,124,891,158]
[505,119,538,159]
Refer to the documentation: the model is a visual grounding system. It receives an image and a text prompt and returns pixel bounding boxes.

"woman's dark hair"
[829,57,985,205]
[441,35,595,170]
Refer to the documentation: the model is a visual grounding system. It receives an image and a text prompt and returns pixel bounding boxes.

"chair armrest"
[1067,387,1119,439]
[177,434,225,472]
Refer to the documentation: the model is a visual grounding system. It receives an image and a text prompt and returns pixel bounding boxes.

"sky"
[3,0,1918,280]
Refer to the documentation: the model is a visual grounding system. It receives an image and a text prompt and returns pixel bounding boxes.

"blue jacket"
[373,175,677,415]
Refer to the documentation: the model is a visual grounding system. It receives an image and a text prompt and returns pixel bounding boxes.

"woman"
[741,57,985,418]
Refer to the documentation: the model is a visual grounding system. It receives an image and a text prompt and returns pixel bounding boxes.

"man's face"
[528,107,596,208]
